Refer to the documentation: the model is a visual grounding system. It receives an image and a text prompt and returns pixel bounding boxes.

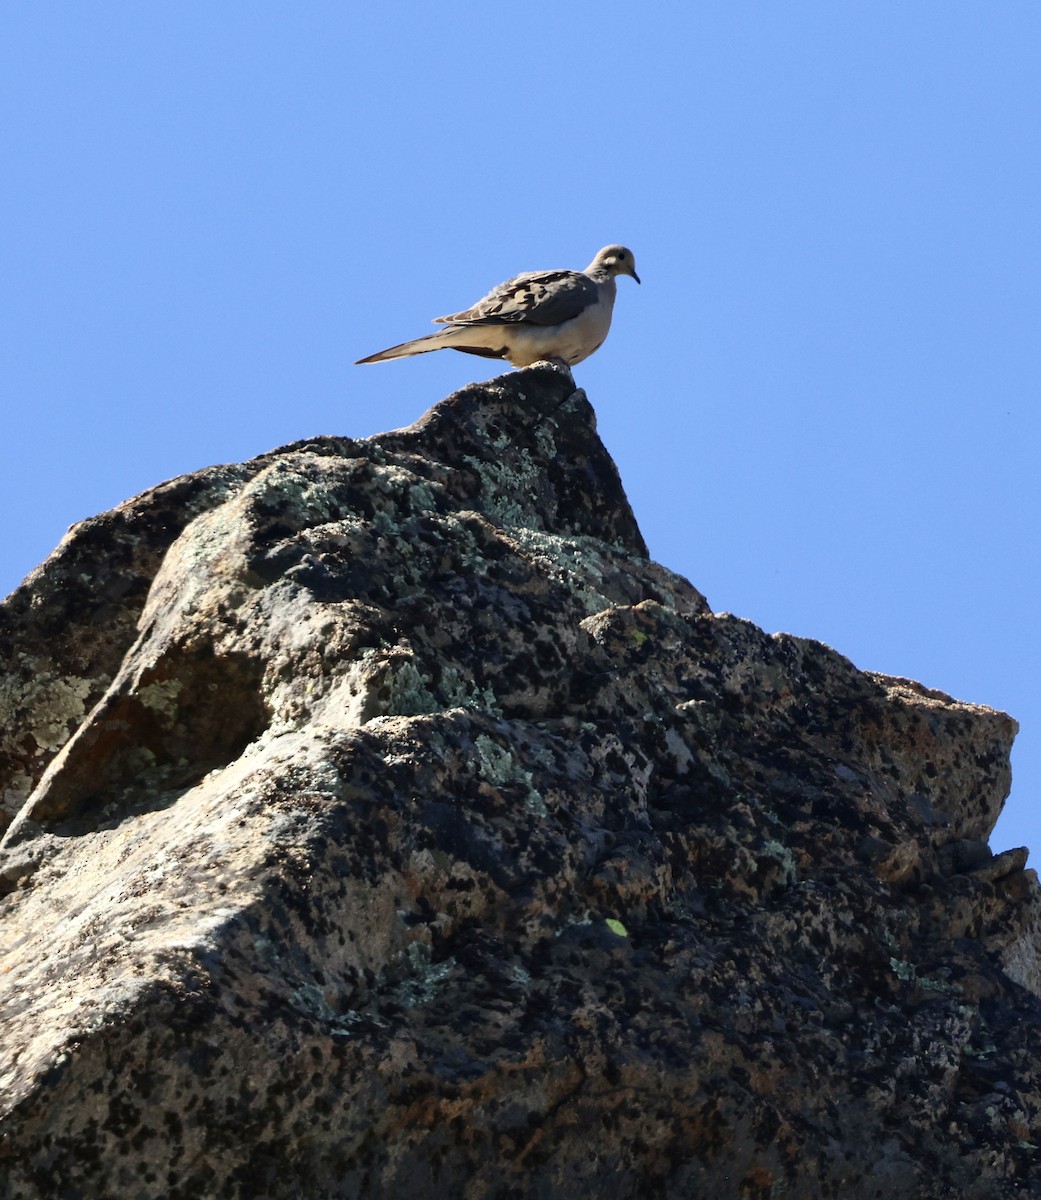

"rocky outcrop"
[1,365,1039,1199]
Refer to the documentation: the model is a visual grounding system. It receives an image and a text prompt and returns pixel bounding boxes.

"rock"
[1,364,1039,1199]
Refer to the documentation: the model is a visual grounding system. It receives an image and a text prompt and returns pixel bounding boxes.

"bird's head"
[590,245,640,285]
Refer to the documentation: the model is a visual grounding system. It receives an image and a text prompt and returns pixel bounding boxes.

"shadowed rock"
[1,365,1039,1199]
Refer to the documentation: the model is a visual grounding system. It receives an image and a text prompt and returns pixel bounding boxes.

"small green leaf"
[605,918,628,938]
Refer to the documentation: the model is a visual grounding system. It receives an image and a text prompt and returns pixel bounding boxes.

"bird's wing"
[434,268,601,328]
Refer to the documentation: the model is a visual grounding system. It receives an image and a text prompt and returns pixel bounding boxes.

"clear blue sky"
[3,5,1039,857]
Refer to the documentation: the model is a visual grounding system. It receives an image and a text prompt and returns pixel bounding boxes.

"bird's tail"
[355,329,463,364]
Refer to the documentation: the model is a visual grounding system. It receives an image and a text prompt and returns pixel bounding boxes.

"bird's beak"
[630,269,641,285]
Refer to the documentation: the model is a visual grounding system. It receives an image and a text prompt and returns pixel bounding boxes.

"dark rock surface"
[1,364,1039,1198]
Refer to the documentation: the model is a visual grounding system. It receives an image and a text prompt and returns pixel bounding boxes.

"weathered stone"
[0,364,1038,1198]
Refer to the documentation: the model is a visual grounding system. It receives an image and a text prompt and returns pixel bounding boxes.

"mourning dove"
[356,245,639,368]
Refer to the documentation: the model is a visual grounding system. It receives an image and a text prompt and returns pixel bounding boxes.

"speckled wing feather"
[433,269,600,329]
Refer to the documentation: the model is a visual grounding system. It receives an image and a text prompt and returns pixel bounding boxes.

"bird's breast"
[505,293,616,367]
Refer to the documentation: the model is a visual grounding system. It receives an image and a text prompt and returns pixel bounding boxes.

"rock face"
[1,365,1040,1199]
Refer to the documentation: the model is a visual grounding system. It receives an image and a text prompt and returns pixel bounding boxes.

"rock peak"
[1,368,1039,1198]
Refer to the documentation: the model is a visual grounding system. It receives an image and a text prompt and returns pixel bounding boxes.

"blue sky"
[3,5,1039,856]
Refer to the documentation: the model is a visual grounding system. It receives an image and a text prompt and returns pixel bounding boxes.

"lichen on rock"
[0,365,1039,1199]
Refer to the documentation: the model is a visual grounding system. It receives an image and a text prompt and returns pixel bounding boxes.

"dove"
[356,245,639,368]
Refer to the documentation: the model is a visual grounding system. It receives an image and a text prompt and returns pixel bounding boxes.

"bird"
[356,245,639,368]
